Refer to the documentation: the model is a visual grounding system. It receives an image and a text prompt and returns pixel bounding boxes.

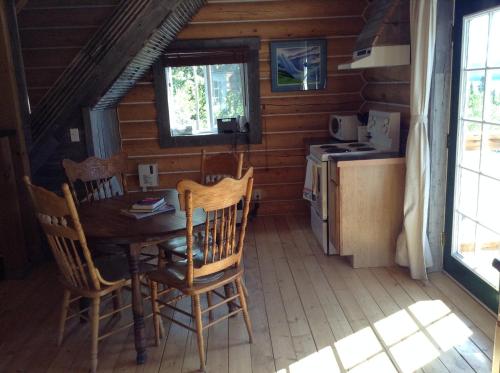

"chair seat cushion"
[95,254,155,282]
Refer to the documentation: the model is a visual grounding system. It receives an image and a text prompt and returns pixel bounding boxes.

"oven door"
[309,159,328,220]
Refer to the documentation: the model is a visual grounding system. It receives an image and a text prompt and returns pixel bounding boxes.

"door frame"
[444,0,500,312]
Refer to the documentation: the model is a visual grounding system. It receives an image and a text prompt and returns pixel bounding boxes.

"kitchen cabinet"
[328,157,405,268]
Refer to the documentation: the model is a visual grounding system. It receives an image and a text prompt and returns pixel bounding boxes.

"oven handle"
[306,155,321,164]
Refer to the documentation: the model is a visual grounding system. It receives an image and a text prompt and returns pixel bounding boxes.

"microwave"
[329,115,360,141]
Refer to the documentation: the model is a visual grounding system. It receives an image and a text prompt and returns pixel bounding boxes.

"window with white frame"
[165,64,246,136]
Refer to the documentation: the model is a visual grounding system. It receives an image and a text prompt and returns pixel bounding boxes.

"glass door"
[445,1,500,312]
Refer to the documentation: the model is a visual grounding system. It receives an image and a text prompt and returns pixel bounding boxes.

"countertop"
[328,151,403,162]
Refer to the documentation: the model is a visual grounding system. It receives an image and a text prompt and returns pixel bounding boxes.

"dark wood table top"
[79,189,205,245]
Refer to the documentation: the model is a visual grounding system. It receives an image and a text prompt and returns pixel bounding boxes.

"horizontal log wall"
[118,0,367,215]
[17,0,120,109]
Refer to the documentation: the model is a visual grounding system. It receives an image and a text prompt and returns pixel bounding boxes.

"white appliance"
[329,114,360,141]
[308,110,401,255]
[138,163,159,191]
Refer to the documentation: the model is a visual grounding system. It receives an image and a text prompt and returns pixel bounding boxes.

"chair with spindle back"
[158,149,244,261]
[63,152,159,263]
[62,152,128,204]
[200,149,244,184]
[24,176,140,373]
[147,168,254,371]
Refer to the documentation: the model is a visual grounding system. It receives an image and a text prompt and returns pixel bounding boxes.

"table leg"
[127,243,147,365]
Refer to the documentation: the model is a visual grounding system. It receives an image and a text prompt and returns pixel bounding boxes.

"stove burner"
[323,146,351,154]
[347,143,368,148]
[356,147,376,151]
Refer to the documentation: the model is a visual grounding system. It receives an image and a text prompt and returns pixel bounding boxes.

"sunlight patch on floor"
[389,331,440,372]
[334,327,383,369]
[374,309,419,345]
[274,300,474,373]
[426,313,473,350]
[289,346,340,373]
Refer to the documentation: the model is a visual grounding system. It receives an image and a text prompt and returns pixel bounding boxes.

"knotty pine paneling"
[192,0,365,22]
[118,0,367,215]
[18,1,119,108]
[177,18,364,40]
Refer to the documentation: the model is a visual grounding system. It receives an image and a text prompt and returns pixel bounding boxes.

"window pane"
[457,168,478,219]
[480,124,500,179]
[487,11,500,67]
[475,224,500,288]
[167,66,211,135]
[484,69,500,123]
[210,64,244,121]
[466,14,489,69]
[477,175,500,233]
[459,121,482,170]
[166,64,245,136]
[462,70,485,121]
[454,214,477,257]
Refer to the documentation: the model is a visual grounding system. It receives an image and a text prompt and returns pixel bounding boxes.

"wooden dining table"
[78,189,205,365]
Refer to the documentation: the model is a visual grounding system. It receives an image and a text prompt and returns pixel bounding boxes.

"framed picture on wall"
[270,39,327,92]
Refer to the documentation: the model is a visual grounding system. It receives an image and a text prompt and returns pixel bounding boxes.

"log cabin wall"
[118,0,367,215]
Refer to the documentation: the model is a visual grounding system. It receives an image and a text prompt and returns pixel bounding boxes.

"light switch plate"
[70,128,80,142]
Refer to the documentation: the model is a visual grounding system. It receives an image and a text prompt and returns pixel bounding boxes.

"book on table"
[131,197,166,211]
[121,202,175,219]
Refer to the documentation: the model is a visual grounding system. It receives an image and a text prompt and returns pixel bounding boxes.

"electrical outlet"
[252,189,262,201]
[69,128,80,142]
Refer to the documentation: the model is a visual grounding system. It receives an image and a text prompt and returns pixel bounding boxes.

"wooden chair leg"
[57,289,71,346]
[192,295,206,371]
[206,291,214,322]
[112,289,123,318]
[236,278,253,343]
[241,278,249,299]
[90,297,101,373]
[150,280,161,346]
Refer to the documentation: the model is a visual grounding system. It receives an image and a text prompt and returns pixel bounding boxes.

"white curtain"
[395,0,437,280]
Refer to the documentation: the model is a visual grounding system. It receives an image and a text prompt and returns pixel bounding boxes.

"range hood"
[339,0,410,70]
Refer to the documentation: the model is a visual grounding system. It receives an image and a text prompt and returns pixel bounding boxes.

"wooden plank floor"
[0,215,495,373]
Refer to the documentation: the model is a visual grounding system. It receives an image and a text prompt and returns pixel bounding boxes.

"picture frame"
[270,39,327,92]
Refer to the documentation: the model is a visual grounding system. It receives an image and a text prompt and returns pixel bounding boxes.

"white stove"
[309,142,380,162]
[307,110,401,255]
[310,110,401,162]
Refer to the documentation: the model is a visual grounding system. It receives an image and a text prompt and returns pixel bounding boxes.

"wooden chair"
[200,149,244,184]
[63,152,159,264]
[24,176,140,373]
[147,168,254,371]
[62,152,128,204]
[159,150,244,260]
